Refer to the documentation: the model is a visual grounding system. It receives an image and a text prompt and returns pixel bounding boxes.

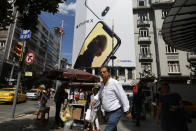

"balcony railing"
[138,36,151,44]
[152,0,175,3]
[139,53,153,62]
[139,71,156,81]
[137,20,150,27]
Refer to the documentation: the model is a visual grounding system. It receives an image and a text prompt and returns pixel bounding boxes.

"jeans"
[104,108,122,131]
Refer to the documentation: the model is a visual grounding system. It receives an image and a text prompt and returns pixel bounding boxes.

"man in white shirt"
[92,66,131,131]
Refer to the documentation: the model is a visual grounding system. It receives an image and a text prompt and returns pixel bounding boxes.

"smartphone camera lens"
[102,6,110,16]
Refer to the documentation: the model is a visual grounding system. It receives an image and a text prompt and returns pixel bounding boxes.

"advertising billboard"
[72,0,135,69]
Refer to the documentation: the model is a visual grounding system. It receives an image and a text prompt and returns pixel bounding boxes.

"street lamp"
[110,19,116,76]
[53,20,64,90]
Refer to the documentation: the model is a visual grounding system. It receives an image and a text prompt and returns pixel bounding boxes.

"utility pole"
[55,20,64,90]
[110,19,116,77]
[11,40,26,118]
[9,58,15,85]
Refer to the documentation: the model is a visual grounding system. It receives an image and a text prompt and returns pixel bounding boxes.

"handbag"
[85,108,96,122]
[60,105,72,122]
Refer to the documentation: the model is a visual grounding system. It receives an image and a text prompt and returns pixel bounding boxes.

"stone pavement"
[0,104,195,131]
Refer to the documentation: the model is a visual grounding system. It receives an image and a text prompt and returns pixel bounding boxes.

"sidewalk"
[0,105,195,131]
[0,106,64,131]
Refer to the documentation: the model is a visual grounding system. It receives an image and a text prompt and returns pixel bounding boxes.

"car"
[182,99,196,117]
[26,89,40,100]
[0,88,27,103]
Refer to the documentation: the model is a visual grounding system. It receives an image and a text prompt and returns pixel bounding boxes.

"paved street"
[0,100,38,121]
[0,99,196,131]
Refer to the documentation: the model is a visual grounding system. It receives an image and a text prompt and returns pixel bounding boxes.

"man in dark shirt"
[156,81,189,131]
[54,82,68,126]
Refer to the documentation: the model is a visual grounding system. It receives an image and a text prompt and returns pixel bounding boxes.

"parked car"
[182,99,196,117]
[26,89,40,100]
[0,88,27,103]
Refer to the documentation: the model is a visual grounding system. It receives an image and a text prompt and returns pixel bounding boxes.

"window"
[127,68,132,79]
[139,29,149,37]
[168,61,180,73]
[140,45,150,55]
[39,49,45,58]
[162,10,168,18]
[119,68,125,76]
[47,54,53,60]
[138,12,148,21]
[138,0,146,6]
[0,40,6,49]
[42,26,49,36]
[41,33,47,42]
[40,41,47,50]
[141,63,152,72]
[48,40,54,47]
[166,45,177,53]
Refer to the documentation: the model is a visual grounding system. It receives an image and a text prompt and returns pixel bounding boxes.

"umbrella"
[44,68,100,83]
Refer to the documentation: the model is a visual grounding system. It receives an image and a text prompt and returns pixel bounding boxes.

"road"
[0,100,39,121]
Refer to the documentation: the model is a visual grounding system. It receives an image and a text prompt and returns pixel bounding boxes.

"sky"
[40,0,76,64]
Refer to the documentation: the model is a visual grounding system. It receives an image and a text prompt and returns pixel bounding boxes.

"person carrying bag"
[85,87,100,131]
[60,104,72,122]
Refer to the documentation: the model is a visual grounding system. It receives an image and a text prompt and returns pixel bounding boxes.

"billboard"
[72,0,135,69]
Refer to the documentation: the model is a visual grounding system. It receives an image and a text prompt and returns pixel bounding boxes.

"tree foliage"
[0,0,66,31]
[0,0,14,30]
[22,64,54,90]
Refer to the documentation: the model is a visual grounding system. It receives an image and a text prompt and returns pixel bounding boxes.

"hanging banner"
[72,0,135,68]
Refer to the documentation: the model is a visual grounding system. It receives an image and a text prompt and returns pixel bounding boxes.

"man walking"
[92,66,131,131]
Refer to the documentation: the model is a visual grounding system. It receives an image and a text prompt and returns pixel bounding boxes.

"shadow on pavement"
[0,116,64,131]
[120,115,162,131]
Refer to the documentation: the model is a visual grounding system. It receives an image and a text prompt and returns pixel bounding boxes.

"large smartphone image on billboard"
[85,0,117,20]
[74,21,121,69]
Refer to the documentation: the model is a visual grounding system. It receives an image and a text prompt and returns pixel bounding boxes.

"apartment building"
[86,0,196,100]
[0,11,60,81]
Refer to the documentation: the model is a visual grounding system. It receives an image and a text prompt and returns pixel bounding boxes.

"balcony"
[187,52,196,64]
[133,4,151,11]
[138,36,151,44]
[139,70,156,82]
[151,0,175,7]
[137,20,150,27]
[139,53,153,62]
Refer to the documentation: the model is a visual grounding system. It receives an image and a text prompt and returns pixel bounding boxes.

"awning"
[162,0,196,51]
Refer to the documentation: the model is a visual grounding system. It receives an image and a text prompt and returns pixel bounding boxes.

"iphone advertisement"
[72,0,135,68]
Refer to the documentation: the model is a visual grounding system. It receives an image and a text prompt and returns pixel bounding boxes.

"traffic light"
[14,42,23,59]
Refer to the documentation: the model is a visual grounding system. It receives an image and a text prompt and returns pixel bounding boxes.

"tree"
[0,0,66,31]
[0,0,14,30]
[22,64,54,90]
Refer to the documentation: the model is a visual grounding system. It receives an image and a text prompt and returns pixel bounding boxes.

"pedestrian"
[89,86,101,131]
[54,82,68,127]
[79,88,85,100]
[132,81,143,126]
[156,81,190,131]
[39,89,48,122]
[38,84,46,100]
[91,66,131,131]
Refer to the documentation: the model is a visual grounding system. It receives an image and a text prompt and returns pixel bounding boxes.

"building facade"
[87,0,196,101]
[0,10,60,82]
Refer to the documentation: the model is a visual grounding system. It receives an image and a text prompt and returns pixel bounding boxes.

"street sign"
[20,30,31,39]
[25,51,35,65]
[25,72,32,76]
